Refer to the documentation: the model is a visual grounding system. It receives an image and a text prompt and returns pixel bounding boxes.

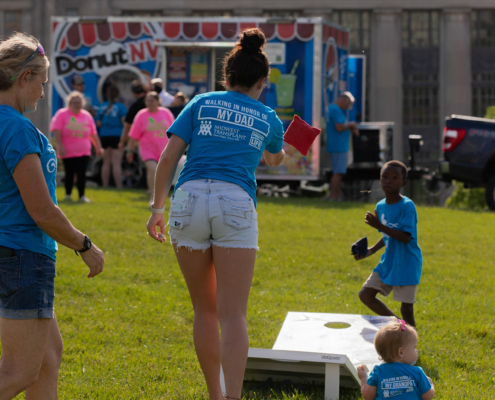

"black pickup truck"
[439,115,495,210]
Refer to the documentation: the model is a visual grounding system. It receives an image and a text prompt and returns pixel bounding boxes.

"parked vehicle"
[439,114,495,210]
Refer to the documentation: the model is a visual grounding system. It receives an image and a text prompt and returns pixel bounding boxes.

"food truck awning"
[155,41,234,48]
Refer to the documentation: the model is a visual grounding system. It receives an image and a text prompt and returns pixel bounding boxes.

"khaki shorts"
[363,272,418,304]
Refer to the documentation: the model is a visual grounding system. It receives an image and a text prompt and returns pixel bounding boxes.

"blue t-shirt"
[167,91,284,207]
[0,105,58,260]
[325,103,349,153]
[96,102,127,137]
[368,363,432,399]
[373,196,423,286]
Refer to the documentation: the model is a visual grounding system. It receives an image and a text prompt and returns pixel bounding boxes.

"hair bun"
[239,28,266,54]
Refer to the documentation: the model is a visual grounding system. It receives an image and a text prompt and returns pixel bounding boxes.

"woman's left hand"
[96,147,104,157]
[146,212,166,243]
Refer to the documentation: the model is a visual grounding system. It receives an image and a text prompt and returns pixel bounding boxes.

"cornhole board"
[225,348,358,400]
[273,313,395,371]
[220,313,394,400]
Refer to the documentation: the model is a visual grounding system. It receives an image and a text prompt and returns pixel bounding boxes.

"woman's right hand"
[80,243,105,278]
[58,146,66,157]
[126,151,134,163]
[146,213,166,243]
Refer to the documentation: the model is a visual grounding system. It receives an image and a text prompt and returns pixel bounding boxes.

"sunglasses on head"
[10,44,45,81]
[21,44,45,66]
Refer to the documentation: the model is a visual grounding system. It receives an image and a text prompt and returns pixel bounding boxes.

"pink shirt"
[50,108,96,159]
[129,107,175,149]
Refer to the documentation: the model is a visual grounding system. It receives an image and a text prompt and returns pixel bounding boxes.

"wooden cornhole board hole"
[220,313,394,400]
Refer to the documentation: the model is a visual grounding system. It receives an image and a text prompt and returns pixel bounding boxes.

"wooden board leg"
[220,366,226,394]
[324,363,340,400]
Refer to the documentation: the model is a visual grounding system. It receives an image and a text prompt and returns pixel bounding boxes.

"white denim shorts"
[168,179,259,251]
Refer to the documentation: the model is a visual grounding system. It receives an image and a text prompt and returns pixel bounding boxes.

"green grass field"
[10,188,495,399]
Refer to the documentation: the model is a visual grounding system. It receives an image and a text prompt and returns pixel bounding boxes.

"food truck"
[51,16,391,188]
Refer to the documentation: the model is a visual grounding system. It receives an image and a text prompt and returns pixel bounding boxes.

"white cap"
[340,91,355,103]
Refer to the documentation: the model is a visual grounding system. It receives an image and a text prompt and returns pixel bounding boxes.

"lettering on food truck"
[54,39,158,77]
[55,48,127,76]
[126,39,158,63]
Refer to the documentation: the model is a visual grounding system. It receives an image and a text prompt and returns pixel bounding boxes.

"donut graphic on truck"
[51,20,165,112]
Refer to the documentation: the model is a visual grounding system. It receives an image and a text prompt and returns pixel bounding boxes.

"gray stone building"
[1,0,495,164]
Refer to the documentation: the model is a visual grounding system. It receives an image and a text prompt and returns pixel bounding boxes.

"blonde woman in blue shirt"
[0,33,104,399]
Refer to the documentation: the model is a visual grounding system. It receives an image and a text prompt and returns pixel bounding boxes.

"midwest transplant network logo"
[198,121,213,136]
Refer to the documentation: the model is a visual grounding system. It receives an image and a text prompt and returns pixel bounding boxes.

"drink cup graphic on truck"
[271,60,299,107]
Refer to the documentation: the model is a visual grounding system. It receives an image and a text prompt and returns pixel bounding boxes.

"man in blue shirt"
[325,91,359,201]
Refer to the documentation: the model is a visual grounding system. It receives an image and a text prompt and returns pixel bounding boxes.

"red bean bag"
[283,115,321,156]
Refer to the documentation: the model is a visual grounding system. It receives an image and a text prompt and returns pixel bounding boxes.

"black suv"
[439,115,495,210]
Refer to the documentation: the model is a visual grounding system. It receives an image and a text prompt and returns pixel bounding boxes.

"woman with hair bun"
[0,32,104,398]
[146,28,285,400]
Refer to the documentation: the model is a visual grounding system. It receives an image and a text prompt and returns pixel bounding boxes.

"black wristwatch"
[75,235,92,256]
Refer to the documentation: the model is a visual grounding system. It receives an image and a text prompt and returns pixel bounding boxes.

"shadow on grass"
[416,356,440,381]
[243,379,361,400]
[57,199,88,207]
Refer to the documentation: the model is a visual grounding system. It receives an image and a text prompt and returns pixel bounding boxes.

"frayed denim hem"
[211,242,259,251]
[170,238,211,253]
[170,238,259,253]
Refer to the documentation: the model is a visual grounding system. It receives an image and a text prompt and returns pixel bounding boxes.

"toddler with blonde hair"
[357,319,435,399]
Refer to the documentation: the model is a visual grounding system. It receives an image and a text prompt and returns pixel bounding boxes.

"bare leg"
[400,303,416,328]
[101,147,112,187]
[174,245,224,400]
[25,317,63,400]
[145,160,157,201]
[111,148,123,189]
[213,246,256,399]
[330,173,344,200]
[359,288,398,318]
[0,317,54,400]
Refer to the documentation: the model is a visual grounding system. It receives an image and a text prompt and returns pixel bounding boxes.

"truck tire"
[486,175,495,211]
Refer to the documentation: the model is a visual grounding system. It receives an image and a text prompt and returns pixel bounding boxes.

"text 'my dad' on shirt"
[167,91,284,206]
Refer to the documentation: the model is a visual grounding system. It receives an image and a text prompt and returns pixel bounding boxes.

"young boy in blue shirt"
[354,161,422,328]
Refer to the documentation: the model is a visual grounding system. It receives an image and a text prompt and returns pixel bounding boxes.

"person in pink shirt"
[126,91,175,200]
[50,91,103,202]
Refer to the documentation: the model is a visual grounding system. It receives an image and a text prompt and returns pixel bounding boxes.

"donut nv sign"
[51,20,164,111]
